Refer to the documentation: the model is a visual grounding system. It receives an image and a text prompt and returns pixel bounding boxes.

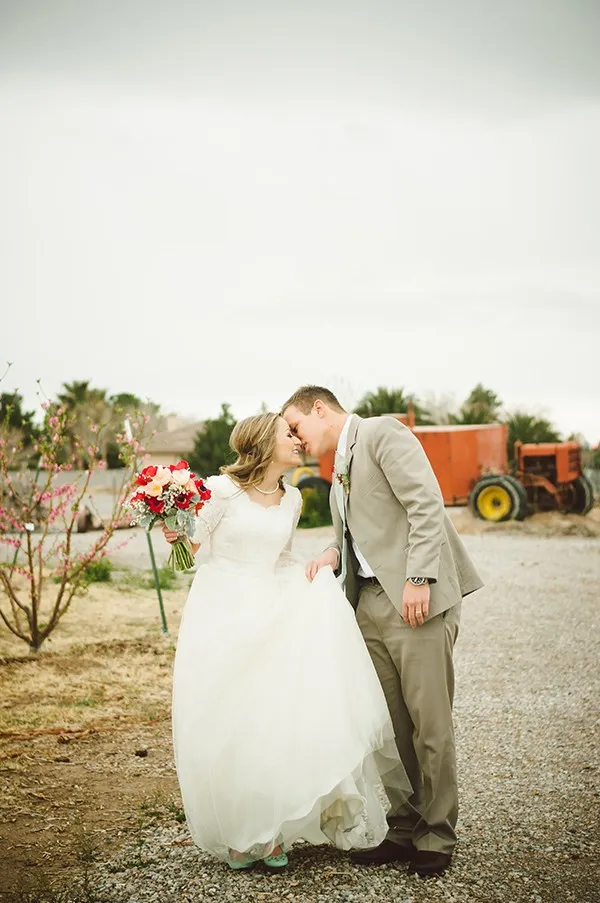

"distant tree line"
[1,381,161,469]
[4,381,598,475]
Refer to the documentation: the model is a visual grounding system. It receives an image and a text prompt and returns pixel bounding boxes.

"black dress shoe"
[350,839,416,866]
[408,850,452,877]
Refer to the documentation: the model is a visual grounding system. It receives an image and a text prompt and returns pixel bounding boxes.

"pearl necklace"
[255,483,280,495]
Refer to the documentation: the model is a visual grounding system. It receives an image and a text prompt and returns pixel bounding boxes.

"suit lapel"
[343,415,360,519]
[345,414,360,472]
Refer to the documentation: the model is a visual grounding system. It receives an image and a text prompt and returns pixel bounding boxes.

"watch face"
[409,576,427,586]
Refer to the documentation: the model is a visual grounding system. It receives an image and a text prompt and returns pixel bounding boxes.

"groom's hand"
[305,549,339,582]
[402,582,430,628]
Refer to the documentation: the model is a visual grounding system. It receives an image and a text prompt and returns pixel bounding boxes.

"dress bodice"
[193,474,302,573]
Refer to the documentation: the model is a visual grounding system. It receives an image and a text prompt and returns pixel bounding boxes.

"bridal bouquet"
[127,460,211,571]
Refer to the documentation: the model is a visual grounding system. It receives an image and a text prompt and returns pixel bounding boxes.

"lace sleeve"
[275,488,303,570]
[192,474,237,545]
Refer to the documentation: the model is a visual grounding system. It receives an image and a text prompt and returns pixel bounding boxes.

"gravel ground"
[14,532,600,903]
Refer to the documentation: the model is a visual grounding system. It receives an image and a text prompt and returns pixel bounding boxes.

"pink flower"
[154,466,172,486]
[142,480,164,498]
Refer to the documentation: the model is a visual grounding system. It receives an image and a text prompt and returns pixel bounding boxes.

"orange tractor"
[290,414,595,522]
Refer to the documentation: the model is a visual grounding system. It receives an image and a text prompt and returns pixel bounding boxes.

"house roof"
[145,421,204,454]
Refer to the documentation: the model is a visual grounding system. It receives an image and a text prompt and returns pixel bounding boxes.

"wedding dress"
[171,474,410,861]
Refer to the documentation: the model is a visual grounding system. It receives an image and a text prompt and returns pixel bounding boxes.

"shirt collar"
[336,415,351,458]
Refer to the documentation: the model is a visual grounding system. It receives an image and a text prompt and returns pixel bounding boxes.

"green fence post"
[145,529,168,634]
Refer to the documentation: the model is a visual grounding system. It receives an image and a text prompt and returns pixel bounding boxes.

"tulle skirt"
[172,561,411,861]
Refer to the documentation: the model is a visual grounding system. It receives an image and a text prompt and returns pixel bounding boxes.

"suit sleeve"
[369,419,445,582]
[325,482,342,572]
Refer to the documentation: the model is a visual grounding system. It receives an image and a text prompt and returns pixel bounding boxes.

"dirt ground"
[1,514,599,901]
[0,578,189,900]
[450,502,600,538]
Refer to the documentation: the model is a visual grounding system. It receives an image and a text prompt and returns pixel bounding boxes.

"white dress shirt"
[336,417,375,578]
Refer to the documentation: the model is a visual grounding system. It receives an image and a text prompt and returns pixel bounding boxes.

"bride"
[164,412,411,871]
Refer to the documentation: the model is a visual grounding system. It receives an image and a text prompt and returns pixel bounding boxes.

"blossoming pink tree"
[0,396,147,653]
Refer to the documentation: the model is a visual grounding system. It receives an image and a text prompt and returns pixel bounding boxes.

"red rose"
[130,492,146,503]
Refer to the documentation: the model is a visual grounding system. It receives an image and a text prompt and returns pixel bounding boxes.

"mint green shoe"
[263,847,288,870]
[226,855,255,870]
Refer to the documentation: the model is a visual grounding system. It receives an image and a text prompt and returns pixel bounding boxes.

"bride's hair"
[221,412,285,490]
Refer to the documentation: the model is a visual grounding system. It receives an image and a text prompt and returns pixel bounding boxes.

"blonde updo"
[220,412,284,490]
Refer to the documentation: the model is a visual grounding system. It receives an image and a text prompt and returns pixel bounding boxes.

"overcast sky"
[1,1,599,440]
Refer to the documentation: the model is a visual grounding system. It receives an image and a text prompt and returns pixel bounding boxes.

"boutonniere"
[334,469,350,494]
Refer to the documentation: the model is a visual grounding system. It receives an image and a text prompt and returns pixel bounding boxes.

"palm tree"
[353,387,432,425]
[58,381,107,409]
[450,384,503,425]
[55,381,110,468]
[505,412,561,458]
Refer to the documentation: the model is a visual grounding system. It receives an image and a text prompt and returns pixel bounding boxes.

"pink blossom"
[0,537,22,548]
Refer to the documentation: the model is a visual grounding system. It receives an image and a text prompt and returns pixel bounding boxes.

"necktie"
[334,451,347,587]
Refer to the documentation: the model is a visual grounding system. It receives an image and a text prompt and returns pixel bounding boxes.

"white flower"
[154,466,172,486]
[171,468,191,486]
[143,480,164,497]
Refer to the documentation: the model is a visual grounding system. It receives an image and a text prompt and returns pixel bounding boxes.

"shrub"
[148,566,177,591]
[298,487,332,529]
[82,558,113,584]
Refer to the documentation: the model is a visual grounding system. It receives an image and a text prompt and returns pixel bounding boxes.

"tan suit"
[328,415,483,854]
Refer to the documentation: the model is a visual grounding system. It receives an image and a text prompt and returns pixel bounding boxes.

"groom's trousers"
[355,579,461,855]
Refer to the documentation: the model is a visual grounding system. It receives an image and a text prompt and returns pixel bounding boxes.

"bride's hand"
[305,549,339,582]
[162,523,180,544]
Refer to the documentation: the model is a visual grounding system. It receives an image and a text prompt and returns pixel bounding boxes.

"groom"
[282,386,483,878]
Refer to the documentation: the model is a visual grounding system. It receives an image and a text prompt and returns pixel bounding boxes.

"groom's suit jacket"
[328,415,483,619]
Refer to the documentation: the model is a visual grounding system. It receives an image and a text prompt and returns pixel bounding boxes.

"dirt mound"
[451,504,600,538]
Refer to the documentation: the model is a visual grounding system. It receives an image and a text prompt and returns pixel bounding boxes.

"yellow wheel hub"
[290,466,317,487]
[476,485,513,521]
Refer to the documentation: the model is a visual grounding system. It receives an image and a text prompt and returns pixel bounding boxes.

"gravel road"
[17,530,600,902]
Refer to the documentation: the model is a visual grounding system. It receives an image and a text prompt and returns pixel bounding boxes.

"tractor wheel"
[469,474,528,522]
[297,475,332,527]
[565,475,595,515]
[76,508,94,533]
[297,475,331,500]
[290,465,318,487]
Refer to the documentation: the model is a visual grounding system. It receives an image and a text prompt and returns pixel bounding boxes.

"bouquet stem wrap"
[167,536,196,572]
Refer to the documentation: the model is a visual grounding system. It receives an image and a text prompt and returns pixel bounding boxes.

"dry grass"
[0,575,189,896]
[0,575,190,737]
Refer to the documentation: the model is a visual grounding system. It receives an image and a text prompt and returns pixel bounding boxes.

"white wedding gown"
[172,474,411,862]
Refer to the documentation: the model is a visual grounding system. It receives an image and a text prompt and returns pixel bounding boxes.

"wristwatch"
[407,576,429,586]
